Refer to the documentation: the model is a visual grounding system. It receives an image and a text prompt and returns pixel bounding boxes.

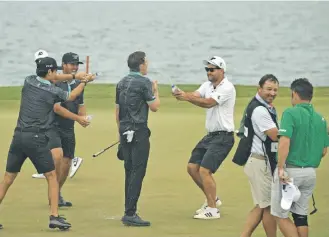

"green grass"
[0,84,328,237]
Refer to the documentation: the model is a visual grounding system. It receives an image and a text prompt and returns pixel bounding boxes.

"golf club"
[92,141,120,158]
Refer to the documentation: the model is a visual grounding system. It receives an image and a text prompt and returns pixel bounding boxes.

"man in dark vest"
[233,74,279,237]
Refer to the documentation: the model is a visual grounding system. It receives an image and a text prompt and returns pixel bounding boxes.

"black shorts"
[6,131,55,174]
[188,132,234,173]
[46,128,62,150]
[59,128,76,159]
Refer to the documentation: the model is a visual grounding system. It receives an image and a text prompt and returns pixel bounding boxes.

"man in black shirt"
[0,57,92,230]
[32,52,90,207]
[55,52,89,207]
[115,51,160,226]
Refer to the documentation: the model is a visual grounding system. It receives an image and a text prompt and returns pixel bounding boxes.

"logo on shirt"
[279,129,287,132]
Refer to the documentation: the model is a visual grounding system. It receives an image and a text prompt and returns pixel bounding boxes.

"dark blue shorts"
[6,131,55,174]
[59,128,76,159]
[189,132,234,173]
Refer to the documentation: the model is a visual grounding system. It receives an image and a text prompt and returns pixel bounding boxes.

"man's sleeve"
[278,109,294,138]
[115,84,120,107]
[142,80,156,104]
[211,85,234,106]
[79,89,84,105]
[323,119,329,147]
[51,84,69,102]
[196,82,207,98]
[251,106,277,132]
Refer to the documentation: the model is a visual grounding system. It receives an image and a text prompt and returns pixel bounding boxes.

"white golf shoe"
[193,207,220,220]
[32,157,83,179]
[195,197,222,215]
[32,173,45,179]
[69,157,83,178]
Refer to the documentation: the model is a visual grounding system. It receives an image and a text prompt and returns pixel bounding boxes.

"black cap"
[36,57,59,71]
[62,52,83,64]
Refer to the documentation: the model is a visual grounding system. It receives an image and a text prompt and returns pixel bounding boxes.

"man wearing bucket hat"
[271,78,329,237]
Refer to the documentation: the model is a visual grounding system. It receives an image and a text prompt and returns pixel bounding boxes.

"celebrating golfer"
[173,56,236,219]
[115,51,160,226]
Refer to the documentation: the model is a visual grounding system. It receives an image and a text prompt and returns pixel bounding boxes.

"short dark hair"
[290,78,313,101]
[259,74,279,88]
[36,68,55,77]
[127,51,146,72]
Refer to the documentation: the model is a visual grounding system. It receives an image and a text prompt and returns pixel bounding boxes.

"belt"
[208,131,234,136]
[250,153,266,160]
[286,164,311,168]
[15,127,48,133]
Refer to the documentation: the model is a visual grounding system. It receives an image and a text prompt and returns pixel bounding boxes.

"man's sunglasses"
[205,67,221,72]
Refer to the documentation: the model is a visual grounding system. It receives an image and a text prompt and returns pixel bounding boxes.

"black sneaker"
[49,215,71,230]
[0,224,3,229]
[121,214,151,227]
[58,193,72,207]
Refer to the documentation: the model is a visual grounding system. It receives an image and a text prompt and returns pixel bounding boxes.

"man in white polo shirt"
[233,74,279,237]
[173,56,236,219]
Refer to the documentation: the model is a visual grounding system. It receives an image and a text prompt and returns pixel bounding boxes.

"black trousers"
[120,127,151,216]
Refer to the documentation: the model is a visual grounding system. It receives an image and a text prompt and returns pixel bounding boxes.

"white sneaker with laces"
[195,197,222,214]
[32,173,45,179]
[193,207,220,219]
[69,157,83,178]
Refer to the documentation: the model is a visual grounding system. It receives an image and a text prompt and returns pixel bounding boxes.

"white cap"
[203,56,226,72]
[34,49,49,61]
[281,180,301,210]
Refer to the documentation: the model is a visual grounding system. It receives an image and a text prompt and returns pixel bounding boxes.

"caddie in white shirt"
[233,74,280,237]
[173,56,236,219]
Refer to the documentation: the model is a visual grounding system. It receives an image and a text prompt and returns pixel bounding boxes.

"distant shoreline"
[0,83,328,89]
[0,84,327,100]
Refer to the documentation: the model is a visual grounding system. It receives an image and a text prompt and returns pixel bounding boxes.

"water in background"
[0,1,328,87]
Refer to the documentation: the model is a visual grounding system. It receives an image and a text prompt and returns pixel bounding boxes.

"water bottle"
[171,84,181,93]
